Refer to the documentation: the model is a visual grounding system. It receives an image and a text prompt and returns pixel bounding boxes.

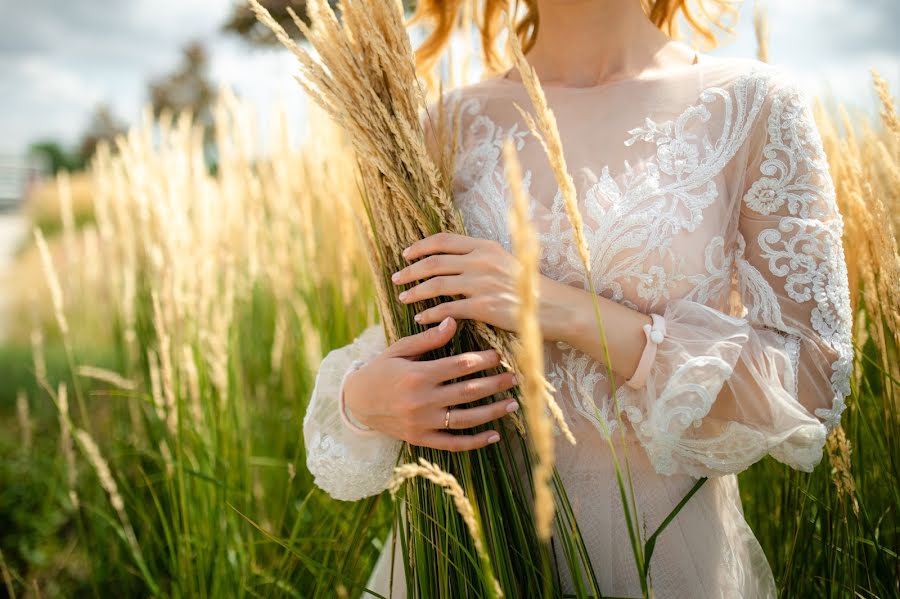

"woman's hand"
[392,232,527,331]
[391,232,576,342]
[343,316,520,452]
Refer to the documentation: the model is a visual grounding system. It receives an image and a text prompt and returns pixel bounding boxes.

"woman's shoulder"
[699,55,807,99]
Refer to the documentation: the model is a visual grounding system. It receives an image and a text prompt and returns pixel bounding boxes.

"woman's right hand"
[343,316,520,451]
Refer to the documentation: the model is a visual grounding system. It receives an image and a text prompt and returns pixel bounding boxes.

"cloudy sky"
[1,0,898,156]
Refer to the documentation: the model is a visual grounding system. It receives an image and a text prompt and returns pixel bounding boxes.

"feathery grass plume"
[502,149,575,444]
[502,141,575,446]
[389,457,502,598]
[76,365,138,391]
[29,327,47,386]
[33,228,68,337]
[826,426,859,517]
[504,139,558,540]
[753,2,769,63]
[147,349,166,422]
[74,429,144,564]
[58,383,78,510]
[179,345,202,423]
[16,391,32,453]
[873,69,900,137]
[151,292,178,434]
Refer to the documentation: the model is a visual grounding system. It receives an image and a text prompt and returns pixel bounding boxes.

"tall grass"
[0,22,897,599]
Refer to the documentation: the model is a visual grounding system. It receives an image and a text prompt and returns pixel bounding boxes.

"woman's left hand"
[391,232,525,332]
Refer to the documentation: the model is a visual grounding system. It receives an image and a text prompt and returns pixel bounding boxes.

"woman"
[303,0,853,596]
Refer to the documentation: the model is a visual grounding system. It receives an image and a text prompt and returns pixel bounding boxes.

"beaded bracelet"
[338,359,379,436]
[625,313,667,390]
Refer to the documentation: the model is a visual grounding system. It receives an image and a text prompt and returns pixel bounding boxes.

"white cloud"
[711,0,899,113]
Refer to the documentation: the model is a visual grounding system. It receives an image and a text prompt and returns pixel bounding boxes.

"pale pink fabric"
[302,54,853,598]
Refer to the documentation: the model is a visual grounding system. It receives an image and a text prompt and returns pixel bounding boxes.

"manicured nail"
[415,313,423,323]
[487,432,501,443]
[438,316,450,330]
[391,272,400,283]
[398,291,408,301]
[506,401,520,413]
[402,247,411,258]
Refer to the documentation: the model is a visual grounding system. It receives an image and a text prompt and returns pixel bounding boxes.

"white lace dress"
[303,55,854,598]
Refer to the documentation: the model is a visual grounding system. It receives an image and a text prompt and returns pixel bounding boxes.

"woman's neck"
[516,0,695,87]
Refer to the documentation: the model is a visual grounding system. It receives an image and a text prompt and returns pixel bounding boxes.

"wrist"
[340,361,378,435]
[538,276,584,344]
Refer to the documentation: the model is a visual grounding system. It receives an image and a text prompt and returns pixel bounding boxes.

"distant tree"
[77,103,127,164]
[222,0,415,46]
[148,41,216,144]
[28,140,84,173]
[222,1,334,45]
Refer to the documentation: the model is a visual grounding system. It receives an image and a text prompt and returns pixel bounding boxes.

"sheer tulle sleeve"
[620,70,854,478]
[302,323,403,500]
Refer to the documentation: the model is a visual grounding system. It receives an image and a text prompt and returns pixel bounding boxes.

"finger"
[436,371,519,406]
[416,430,502,452]
[386,316,456,358]
[414,299,480,325]
[424,349,502,382]
[392,254,468,286]
[402,232,480,262]
[399,275,468,305]
[445,397,519,429]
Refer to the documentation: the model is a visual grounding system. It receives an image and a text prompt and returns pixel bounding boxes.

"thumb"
[388,316,456,358]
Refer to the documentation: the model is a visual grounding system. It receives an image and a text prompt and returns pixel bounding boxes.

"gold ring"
[444,407,452,429]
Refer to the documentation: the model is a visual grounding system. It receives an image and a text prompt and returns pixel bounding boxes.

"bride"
[302,0,853,596]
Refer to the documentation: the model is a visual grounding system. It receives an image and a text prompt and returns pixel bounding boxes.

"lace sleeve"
[619,68,853,478]
[302,323,403,501]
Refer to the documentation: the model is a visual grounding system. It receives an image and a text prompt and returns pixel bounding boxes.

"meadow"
[0,60,898,599]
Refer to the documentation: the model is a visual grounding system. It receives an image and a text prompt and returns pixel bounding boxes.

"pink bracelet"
[338,359,380,436]
[625,313,667,390]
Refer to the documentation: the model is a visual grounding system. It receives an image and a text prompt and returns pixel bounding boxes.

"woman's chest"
[447,87,759,314]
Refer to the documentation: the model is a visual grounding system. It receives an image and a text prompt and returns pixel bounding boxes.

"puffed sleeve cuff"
[302,325,403,501]
[621,298,827,478]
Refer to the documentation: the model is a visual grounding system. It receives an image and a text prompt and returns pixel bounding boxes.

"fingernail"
[391,272,400,283]
[398,291,408,301]
[438,316,450,330]
[415,313,423,323]
[511,374,520,385]
[402,247,410,258]
[506,401,519,413]
[487,432,500,443]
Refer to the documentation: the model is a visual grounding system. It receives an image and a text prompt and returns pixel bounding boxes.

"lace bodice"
[302,55,853,500]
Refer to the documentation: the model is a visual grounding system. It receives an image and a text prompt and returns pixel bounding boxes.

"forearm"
[538,276,651,380]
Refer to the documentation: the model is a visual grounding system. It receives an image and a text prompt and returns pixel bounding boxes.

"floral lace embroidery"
[449,72,771,435]
[740,78,853,429]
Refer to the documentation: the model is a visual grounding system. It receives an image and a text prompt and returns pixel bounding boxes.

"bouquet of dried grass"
[248,0,601,596]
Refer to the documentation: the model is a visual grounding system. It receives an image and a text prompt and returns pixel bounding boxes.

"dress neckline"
[485,49,710,93]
